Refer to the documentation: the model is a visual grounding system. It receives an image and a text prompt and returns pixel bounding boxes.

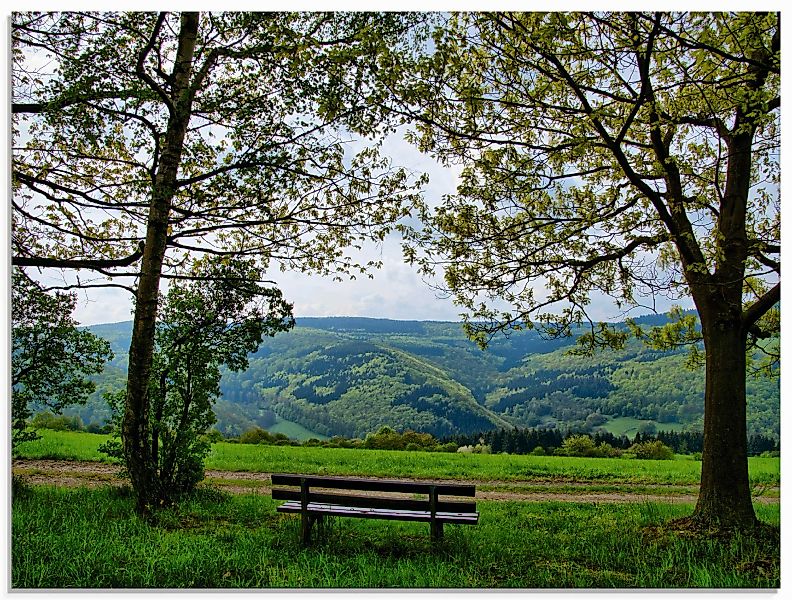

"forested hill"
[77,315,779,440]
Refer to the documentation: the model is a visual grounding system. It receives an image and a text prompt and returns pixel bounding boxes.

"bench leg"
[300,512,312,546]
[430,521,443,543]
[301,514,324,546]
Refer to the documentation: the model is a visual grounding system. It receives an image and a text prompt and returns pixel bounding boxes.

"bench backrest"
[271,473,476,513]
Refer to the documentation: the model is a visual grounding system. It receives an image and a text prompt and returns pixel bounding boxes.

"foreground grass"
[12,485,779,589]
[15,430,780,487]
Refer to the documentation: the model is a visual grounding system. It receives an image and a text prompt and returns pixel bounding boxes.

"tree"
[12,12,424,514]
[102,258,293,504]
[11,268,112,449]
[390,13,779,530]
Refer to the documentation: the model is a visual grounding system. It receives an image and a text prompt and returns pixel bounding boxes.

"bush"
[238,427,274,445]
[31,411,84,432]
[204,429,224,443]
[628,440,674,460]
[86,422,114,435]
[530,446,546,456]
[560,434,597,457]
[457,444,491,454]
[558,434,620,458]
[638,422,657,436]
[363,426,441,451]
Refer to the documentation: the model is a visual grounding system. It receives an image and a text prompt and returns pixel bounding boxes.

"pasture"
[11,485,780,588]
[14,430,780,488]
[12,430,780,589]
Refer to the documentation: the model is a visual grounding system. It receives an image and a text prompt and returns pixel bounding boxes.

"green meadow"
[14,430,780,487]
[12,485,780,589]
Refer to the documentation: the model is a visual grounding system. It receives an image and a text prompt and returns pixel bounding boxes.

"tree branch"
[742,281,779,332]
[13,242,145,270]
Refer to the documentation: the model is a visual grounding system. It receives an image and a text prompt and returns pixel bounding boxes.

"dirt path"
[12,459,779,504]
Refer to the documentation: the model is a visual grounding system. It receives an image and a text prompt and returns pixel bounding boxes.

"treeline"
[224,425,457,453]
[24,412,780,460]
[446,427,780,457]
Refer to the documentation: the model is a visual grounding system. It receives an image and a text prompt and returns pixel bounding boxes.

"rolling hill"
[69,315,779,440]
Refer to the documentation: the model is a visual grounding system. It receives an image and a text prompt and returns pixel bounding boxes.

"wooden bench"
[271,473,478,544]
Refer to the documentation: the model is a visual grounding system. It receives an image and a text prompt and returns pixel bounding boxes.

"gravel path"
[12,459,779,504]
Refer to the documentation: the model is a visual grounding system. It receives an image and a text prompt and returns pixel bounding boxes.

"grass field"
[14,430,780,488]
[268,417,328,441]
[601,416,687,437]
[12,430,781,589]
[13,430,113,462]
[11,485,780,588]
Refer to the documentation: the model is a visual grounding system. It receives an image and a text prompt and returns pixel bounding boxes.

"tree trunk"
[122,12,200,516]
[683,101,760,530]
[692,311,758,529]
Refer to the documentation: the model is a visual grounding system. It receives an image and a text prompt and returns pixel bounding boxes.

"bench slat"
[271,473,475,496]
[272,488,476,513]
[277,501,479,524]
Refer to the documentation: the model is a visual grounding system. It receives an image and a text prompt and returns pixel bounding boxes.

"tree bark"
[122,12,200,516]
[692,311,758,529]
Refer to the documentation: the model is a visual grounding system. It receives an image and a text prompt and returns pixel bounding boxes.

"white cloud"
[269,232,463,322]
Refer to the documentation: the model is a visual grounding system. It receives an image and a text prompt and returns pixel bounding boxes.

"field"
[12,431,781,589]
[267,416,327,441]
[600,416,687,437]
[14,430,781,489]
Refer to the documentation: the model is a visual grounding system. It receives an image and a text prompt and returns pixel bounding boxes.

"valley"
[71,315,779,441]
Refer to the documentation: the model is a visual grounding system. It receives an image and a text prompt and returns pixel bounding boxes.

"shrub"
[362,426,441,451]
[531,446,546,456]
[204,429,224,443]
[30,411,84,432]
[238,427,274,445]
[628,440,675,460]
[457,444,491,454]
[558,434,620,458]
[85,422,104,434]
[594,442,621,458]
[560,434,597,457]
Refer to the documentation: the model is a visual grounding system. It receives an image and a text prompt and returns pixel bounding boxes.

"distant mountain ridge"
[72,314,779,440]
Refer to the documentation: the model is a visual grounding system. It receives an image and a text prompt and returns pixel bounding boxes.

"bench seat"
[277,500,479,524]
